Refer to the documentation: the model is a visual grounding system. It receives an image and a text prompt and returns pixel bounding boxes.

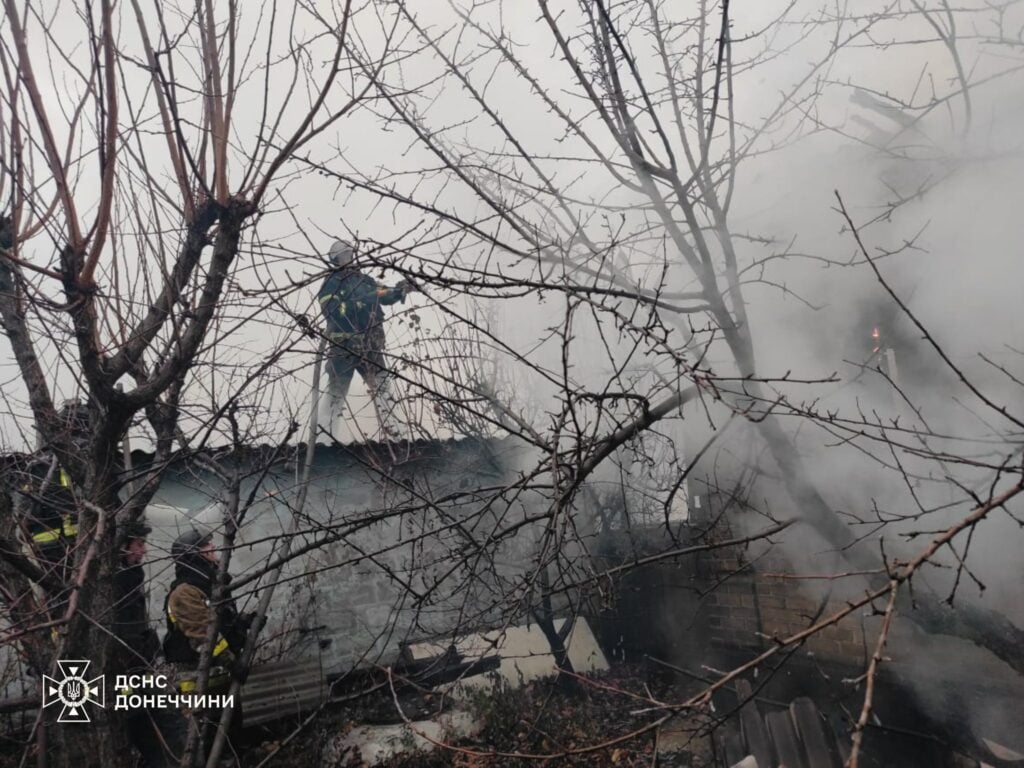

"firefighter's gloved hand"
[229,611,259,647]
[227,659,250,685]
[397,279,419,295]
[222,612,254,652]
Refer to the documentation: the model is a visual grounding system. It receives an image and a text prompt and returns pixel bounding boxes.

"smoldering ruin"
[1,2,1023,767]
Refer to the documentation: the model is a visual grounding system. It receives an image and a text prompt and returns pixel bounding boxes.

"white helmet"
[328,239,355,267]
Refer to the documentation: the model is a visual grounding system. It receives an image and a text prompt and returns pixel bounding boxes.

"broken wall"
[595,518,1023,729]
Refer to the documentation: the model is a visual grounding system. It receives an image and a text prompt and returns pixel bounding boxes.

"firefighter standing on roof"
[317,239,415,436]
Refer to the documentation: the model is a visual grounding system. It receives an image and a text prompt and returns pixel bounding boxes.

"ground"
[245,663,716,768]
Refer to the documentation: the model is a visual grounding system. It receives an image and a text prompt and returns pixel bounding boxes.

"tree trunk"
[47,460,135,768]
[47,546,134,767]
[533,566,576,687]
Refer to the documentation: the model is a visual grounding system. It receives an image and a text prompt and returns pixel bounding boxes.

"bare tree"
[286,0,1024,759]
[2,1,1022,765]
[0,0,385,763]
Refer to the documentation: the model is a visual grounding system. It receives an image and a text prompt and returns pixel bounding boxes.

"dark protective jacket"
[318,267,405,336]
[114,562,160,668]
[16,457,78,553]
[162,555,247,668]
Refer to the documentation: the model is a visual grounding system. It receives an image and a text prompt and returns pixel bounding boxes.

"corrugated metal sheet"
[240,660,328,727]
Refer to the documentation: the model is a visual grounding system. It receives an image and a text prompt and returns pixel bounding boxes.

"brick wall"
[592,519,1024,753]
[700,547,874,665]
[594,525,877,669]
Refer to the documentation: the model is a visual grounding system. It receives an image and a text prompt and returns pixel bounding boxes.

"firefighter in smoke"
[317,239,415,437]
[163,529,251,760]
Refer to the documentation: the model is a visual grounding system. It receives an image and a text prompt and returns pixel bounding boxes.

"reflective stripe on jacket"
[25,467,78,543]
[31,515,78,543]
[318,268,405,335]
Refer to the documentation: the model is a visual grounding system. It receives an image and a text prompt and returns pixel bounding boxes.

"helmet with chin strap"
[328,239,355,267]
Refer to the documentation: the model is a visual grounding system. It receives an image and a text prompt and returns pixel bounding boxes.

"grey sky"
[2,0,1022,452]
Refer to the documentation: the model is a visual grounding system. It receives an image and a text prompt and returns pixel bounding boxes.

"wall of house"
[593,518,1024,762]
[143,437,558,674]
[593,524,876,671]
[594,516,1021,724]
[699,545,872,664]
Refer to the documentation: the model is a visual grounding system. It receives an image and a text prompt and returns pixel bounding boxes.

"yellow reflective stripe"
[58,469,71,487]
[166,609,230,657]
[320,294,348,312]
[31,516,77,543]
[177,673,229,693]
[321,295,350,317]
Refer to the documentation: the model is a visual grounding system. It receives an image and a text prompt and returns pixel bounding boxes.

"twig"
[204,340,326,768]
[846,583,899,768]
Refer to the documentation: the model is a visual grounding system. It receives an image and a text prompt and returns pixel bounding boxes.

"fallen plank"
[790,698,837,768]
[766,710,806,768]
[717,726,745,767]
[735,679,774,768]
[827,713,851,765]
